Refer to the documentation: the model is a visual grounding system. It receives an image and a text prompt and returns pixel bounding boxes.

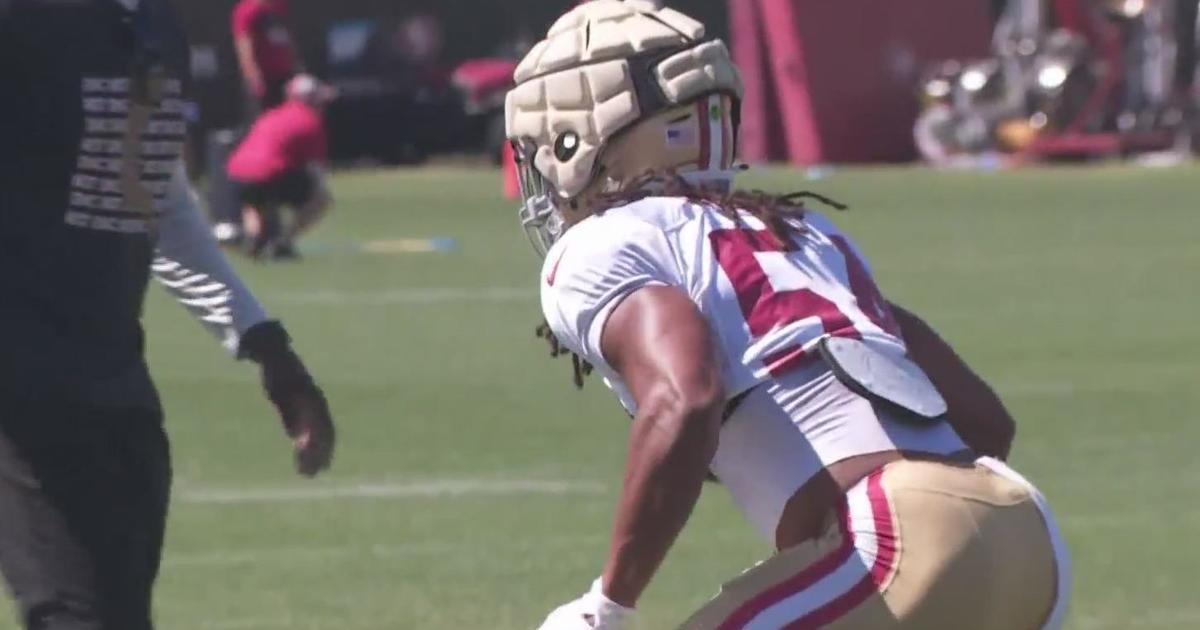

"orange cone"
[502,141,520,200]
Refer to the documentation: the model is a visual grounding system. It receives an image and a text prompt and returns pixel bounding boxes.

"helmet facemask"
[512,138,566,257]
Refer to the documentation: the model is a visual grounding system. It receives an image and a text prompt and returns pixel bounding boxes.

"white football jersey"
[541,196,968,539]
[540,196,907,414]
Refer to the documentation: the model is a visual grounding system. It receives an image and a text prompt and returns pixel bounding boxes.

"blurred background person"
[390,12,452,95]
[1173,0,1198,132]
[228,74,335,260]
[218,0,304,246]
[233,0,302,117]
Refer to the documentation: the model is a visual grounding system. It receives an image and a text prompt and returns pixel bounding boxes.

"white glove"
[536,578,636,630]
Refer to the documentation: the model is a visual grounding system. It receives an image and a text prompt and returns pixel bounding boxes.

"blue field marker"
[299,237,458,256]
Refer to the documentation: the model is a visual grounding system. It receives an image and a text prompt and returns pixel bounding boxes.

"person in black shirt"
[0,2,336,629]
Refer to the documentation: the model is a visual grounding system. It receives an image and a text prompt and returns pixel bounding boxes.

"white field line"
[188,615,385,630]
[267,286,535,306]
[176,478,604,506]
[192,607,1200,630]
[1073,608,1200,629]
[165,534,606,569]
[164,542,453,568]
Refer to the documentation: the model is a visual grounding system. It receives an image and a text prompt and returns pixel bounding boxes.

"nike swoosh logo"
[546,248,568,287]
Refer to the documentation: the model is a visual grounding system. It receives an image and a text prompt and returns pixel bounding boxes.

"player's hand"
[261,351,335,477]
[537,579,635,630]
[239,322,336,477]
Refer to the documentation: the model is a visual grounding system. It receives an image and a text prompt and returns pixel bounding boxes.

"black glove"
[239,321,335,477]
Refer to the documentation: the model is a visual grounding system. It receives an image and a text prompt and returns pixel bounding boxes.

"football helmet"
[505,0,743,255]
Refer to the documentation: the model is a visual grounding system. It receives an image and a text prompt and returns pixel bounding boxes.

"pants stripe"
[715,503,853,630]
[783,472,897,629]
[717,469,898,630]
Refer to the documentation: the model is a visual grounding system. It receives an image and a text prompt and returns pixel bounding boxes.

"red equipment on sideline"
[730,0,992,164]
[1020,0,1175,159]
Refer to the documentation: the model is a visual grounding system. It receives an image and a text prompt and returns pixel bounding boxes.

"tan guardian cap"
[506,0,743,254]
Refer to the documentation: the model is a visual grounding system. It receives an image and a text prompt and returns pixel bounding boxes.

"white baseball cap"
[287,74,338,104]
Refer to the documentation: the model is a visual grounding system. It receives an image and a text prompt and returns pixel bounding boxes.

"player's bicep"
[600,286,724,416]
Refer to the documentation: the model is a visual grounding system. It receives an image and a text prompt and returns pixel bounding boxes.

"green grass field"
[4,164,1196,629]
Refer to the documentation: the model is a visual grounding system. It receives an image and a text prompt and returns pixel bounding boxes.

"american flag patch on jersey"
[666,123,697,147]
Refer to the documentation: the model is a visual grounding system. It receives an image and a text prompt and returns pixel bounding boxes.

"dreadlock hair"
[535,169,848,389]
[534,320,594,388]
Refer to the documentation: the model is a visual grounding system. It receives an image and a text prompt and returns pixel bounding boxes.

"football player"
[507,2,1070,629]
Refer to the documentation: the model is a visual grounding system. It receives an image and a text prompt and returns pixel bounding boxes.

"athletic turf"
[2,164,1195,629]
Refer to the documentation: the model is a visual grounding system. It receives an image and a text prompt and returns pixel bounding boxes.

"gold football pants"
[681,458,1069,630]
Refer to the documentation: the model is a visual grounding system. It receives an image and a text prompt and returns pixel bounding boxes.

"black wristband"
[237,320,291,362]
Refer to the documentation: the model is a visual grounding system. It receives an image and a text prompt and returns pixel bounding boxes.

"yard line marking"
[267,286,536,306]
[166,535,607,569]
[187,615,392,630]
[166,546,369,568]
[176,479,604,505]
[166,542,457,568]
[1073,608,1200,629]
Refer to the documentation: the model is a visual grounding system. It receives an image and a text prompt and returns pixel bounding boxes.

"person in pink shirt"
[228,75,334,259]
[232,0,300,114]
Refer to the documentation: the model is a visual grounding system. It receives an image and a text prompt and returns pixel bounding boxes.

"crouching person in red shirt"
[228,75,334,259]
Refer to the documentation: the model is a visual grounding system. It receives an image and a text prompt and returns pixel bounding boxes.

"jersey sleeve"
[231,2,258,37]
[541,216,682,372]
[805,210,877,277]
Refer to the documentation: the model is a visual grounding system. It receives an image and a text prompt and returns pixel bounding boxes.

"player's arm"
[232,15,263,97]
[537,220,698,630]
[155,162,335,476]
[599,285,725,607]
[890,302,1015,459]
